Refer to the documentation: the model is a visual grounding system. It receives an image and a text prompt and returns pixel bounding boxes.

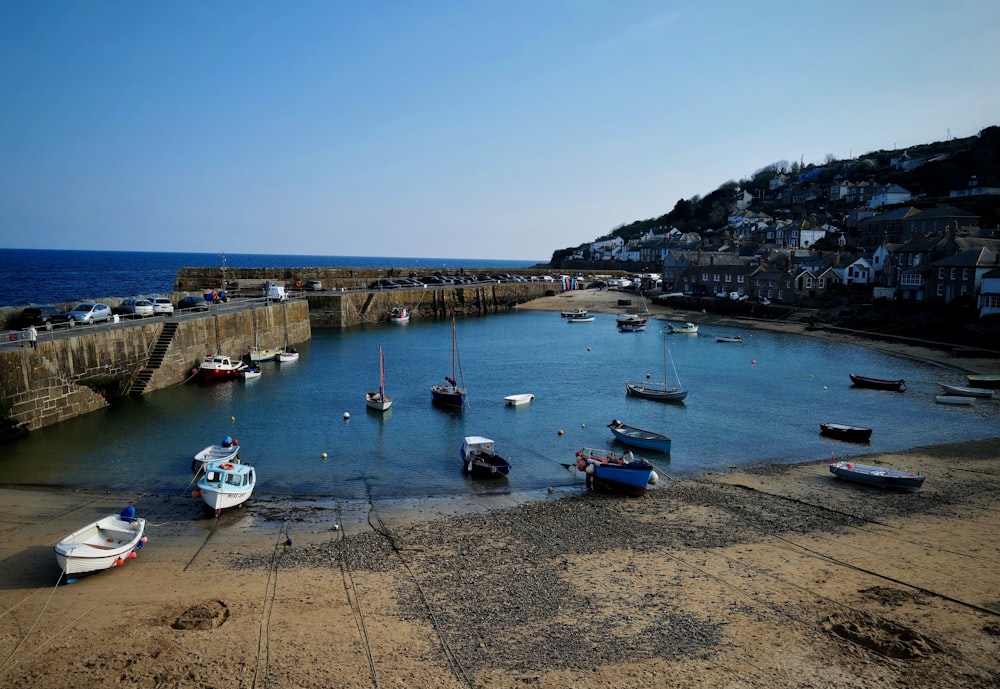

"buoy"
[558,429,564,436]
[823,386,828,390]
[581,423,586,428]
[751,360,756,365]
[140,536,148,543]
[648,471,659,485]
[191,489,201,499]
[343,412,350,420]
[646,373,651,379]
[128,551,137,559]
[587,347,591,351]
[332,524,340,531]
[231,415,235,422]
[114,558,124,567]
[584,463,595,475]
[322,452,328,459]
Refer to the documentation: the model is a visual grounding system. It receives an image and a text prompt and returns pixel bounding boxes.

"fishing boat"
[197,354,247,381]
[192,437,240,472]
[561,308,588,318]
[939,383,994,399]
[567,314,595,323]
[935,395,975,405]
[196,461,257,514]
[504,393,534,406]
[54,507,147,576]
[366,345,392,411]
[849,373,906,391]
[240,365,262,380]
[666,322,698,334]
[819,422,873,443]
[716,335,742,343]
[966,374,1000,389]
[460,436,511,478]
[625,334,688,403]
[829,461,925,492]
[574,447,659,496]
[607,419,672,452]
[431,317,466,408]
[389,306,410,324]
[616,314,648,332]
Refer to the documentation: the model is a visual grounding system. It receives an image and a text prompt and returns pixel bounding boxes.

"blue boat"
[575,447,659,496]
[607,419,671,452]
[829,461,924,492]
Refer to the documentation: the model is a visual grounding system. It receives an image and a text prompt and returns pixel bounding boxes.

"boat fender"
[584,463,595,475]
[219,463,235,470]
[232,439,238,446]
[648,471,659,486]
[846,464,853,470]
[576,458,587,472]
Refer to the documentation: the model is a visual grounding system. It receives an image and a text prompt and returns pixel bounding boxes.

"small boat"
[366,345,392,411]
[389,306,410,324]
[460,436,511,478]
[574,448,659,496]
[431,317,466,409]
[939,383,994,399]
[192,437,240,472]
[966,374,1000,389]
[617,315,648,332]
[626,335,688,403]
[849,373,906,391]
[197,354,247,381]
[716,335,742,343]
[54,507,147,576]
[935,395,975,405]
[607,419,671,452]
[197,461,256,514]
[561,308,588,318]
[240,365,262,380]
[829,461,925,492]
[819,422,873,443]
[247,347,282,363]
[504,393,534,406]
[277,348,299,363]
[567,315,595,323]
[667,322,698,334]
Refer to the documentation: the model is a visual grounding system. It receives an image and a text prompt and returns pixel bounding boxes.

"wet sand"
[1,291,998,688]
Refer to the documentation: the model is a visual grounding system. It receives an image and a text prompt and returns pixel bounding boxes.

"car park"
[15,305,72,330]
[176,296,209,311]
[119,298,154,317]
[67,302,113,325]
[148,296,174,315]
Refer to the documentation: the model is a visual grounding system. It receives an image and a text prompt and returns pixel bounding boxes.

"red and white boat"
[197,354,247,381]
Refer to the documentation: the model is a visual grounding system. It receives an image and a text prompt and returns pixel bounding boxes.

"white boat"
[566,315,595,323]
[939,383,994,399]
[197,461,256,514]
[504,393,534,406]
[197,354,247,381]
[716,335,743,343]
[389,306,410,323]
[54,508,147,576]
[561,308,588,318]
[277,348,299,363]
[667,322,698,334]
[460,436,511,478]
[240,365,262,380]
[366,345,392,411]
[192,437,240,472]
[935,395,975,406]
[247,347,282,363]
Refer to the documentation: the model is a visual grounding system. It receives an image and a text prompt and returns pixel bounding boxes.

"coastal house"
[858,206,922,248]
[925,247,998,305]
[869,184,912,209]
[838,256,874,286]
[748,268,795,303]
[949,176,1000,200]
[978,268,1000,318]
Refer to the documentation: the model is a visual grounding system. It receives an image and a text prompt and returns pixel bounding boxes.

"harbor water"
[1,311,995,500]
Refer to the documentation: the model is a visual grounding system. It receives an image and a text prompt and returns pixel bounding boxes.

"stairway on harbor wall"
[126,321,178,396]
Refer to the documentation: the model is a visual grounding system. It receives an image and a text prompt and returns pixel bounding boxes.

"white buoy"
[343,412,350,420]
[648,471,660,485]
[322,452,328,459]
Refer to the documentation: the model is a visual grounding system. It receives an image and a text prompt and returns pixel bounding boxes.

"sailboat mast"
[379,345,385,397]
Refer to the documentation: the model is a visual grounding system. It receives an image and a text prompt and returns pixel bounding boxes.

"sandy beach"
[1,291,998,689]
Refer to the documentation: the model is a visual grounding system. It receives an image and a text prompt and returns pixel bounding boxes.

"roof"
[932,247,996,268]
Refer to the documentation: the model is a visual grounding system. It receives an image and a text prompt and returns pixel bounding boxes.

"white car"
[68,302,113,325]
[120,298,154,317]
[148,296,175,315]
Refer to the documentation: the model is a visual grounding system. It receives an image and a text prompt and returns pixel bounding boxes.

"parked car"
[304,279,323,291]
[176,296,209,311]
[119,298,154,317]
[371,278,401,289]
[67,302,113,325]
[15,305,71,330]
[148,296,174,315]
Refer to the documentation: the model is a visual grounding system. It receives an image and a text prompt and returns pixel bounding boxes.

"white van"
[267,284,288,301]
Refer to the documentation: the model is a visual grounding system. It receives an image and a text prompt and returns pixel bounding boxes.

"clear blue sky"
[2,1,998,261]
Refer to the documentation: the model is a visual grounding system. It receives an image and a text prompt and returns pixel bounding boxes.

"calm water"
[1,312,995,500]
[0,248,541,308]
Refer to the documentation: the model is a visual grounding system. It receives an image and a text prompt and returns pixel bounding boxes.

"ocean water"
[1,311,995,501]
[0,248,542,308]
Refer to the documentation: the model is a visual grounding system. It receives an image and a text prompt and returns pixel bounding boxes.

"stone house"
[925,247,997,305]
[978,268,1000,318]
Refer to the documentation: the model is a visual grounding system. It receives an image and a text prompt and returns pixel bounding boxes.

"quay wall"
[0,301,309,432]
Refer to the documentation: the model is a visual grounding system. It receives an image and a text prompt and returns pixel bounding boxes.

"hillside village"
[551,126,1000,328]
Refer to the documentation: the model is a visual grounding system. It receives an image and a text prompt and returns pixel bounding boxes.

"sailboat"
[625,332,688,403]
[431,317,466,408]
[366,345,392,411]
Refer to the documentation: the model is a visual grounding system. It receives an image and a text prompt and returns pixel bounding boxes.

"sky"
[1,1,998,262]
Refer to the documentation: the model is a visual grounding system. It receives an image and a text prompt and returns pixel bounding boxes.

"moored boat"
[431,317,466,409]
[504,393,534,406]
[939,383,994,399]
[716,335,742,343]
[625,334,687,403]
[666,322,698,334]
[389,306,410,324]
[197,461,256,514]
[54,507,147,576]
[276,348,299,363]
[192,437,240,472]
[567,314,595,323]
[819,422,873,443]
[966,374,1000,389]
[607,419,671,452]
[575,447,659,496]
[829,461,925,492]
[247,347,282,363]
[561,308,588,318]
[366,345,392,411]
[616,315,648,332]
[849,373,906,391]
[240,365,262,380]
[197,354,247,381]
[460,436,511,478]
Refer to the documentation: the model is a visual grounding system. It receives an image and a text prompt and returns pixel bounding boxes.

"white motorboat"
[54,508,147,576]
[192,437,240,472]
[197,461,256,514]
[666,322,698,334]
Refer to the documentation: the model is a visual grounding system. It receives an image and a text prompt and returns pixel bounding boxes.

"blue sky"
[2,1,998,261]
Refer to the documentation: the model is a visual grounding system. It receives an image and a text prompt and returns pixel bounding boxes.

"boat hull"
[829,462,924,492]
[608,420,671,452]
[935,395,975,405]
[192,443,240,471]
[54,515,146,575]
[197,462,256,512]
[819,423,872,443]
[625,382,687,403]
[966,374,1000,389]
[366,392,392,411]
[850,373,906,391]
[576,449,656,496]
[940,384,993,398]
[431,385,466,408]
[504,394,534,406]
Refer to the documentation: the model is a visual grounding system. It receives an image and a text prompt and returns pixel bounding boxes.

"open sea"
[1,249,997,503]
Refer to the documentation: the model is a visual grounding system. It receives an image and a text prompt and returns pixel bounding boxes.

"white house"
[837,257,873,285]
[869,184,912,209]
[978,267,1000,318]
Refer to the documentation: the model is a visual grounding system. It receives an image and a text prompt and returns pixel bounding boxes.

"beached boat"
[819,422,873,443]
[366,345,392,411]
[460,436,511,478]
[197,461,256,514]
[829,461,925,492]
[192,437,240,472]
[504,393,534,406]
[667,322,698,334]
[849,373,906,391]
[561,308,588,318]
[716,335,742,343]
[607,419,672,452]
[966,374,1000,389]
[939,383,994,399]
[197,354,247,381]
[389,306,410,324]
[54,507,147,576]
[567,314,595,323]
[431,317,466,409]
[935,395,975,405]
[574,447,659,496]
[625,335,687,403]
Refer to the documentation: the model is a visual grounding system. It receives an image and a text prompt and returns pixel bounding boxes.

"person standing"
[27,324,37,350]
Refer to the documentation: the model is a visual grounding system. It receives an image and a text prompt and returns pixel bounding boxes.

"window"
[936,284,944,297]
[950,268,956,280]
[963,269,969,281]
[724,274,731,283]
[738,275,744,283]
[819,278,826,289]
[804,277,813,289]
[938,268,945,279]
[701,273,709,282]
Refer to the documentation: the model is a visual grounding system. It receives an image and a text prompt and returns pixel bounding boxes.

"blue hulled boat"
[575,447,659,496]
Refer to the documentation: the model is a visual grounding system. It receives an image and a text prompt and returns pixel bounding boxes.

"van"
[267,284,287,301]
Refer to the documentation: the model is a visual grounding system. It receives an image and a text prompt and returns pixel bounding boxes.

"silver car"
[68,302,113,325]
[119,298,154,317]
